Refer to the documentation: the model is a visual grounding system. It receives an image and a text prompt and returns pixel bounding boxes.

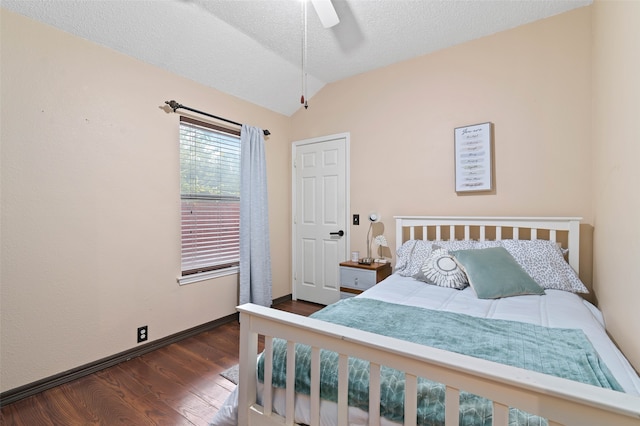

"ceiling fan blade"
[310,0,339,28]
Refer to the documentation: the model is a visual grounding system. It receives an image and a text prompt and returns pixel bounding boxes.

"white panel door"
[293,134,349,305]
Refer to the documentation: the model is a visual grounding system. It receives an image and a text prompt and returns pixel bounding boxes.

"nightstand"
[339,261,392,298]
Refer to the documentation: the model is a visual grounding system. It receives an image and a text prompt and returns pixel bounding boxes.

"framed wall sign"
[454,122,493,192]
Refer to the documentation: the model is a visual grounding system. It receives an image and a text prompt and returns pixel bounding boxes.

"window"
[179,116,241,281]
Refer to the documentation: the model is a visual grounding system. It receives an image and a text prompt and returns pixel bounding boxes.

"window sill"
[177,266,239,285]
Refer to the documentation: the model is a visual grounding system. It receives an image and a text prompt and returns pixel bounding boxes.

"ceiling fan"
[310,0,340,28]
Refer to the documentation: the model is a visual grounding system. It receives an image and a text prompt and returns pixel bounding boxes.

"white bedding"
[210,274,640,425]
[360,274,640,395]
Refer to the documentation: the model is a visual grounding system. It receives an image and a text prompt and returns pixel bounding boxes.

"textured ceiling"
[3,0,591,116]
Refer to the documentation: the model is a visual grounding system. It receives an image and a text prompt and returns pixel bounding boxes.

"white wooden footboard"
[237,303,640,426]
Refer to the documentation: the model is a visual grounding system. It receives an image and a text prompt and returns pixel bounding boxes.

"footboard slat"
[310,347,321,426]
[404,373,418,426]
[338,354,349,426]
[238,304,640,426]
[445,385,460,426]
[369,362,381,425]
[263,336,274,416]
[285,341,295,424]
[493,402,509,426]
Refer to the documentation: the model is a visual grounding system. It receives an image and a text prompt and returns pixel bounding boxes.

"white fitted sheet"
[210,274,640,426]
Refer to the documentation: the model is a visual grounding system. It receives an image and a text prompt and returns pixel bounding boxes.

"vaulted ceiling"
[3,0,591,116]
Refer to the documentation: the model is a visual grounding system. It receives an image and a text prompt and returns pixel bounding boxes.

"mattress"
[210,274,640,426]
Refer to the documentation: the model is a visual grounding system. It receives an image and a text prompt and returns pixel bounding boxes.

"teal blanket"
[257,298,622,425]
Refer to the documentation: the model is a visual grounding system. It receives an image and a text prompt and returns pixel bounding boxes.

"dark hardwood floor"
[0,299,324,426]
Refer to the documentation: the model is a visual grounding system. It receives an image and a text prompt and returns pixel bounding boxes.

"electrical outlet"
[137,326,148,343]
[353,214,360,225]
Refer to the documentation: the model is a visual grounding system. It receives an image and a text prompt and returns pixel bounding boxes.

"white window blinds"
[179,117,241,275]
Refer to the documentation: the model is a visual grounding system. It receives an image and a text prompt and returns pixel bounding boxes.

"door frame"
[291,132,351,301]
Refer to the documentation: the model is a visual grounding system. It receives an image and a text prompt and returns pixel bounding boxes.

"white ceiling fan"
[310,0,340,28]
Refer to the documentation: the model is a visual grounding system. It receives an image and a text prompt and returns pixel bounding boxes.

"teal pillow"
[451,247,545,299]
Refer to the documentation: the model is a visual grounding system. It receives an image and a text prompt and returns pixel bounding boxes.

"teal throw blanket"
[257,298,622,425]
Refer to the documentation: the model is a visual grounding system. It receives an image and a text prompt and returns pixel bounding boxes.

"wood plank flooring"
[0,299,324,426]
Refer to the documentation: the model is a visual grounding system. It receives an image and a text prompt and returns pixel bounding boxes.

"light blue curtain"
[239,125,272,306]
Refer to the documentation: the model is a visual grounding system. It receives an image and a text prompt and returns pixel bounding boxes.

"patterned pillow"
[394,240,420,275]
[499,239,589,293]
[396,240,432,277]
[413,247,468,289]
[396,240,501,277]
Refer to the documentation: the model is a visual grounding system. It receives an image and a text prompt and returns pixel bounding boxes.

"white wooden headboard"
[394,216,582,273]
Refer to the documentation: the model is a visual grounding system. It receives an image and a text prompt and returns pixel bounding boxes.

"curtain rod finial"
[165,100,181,112]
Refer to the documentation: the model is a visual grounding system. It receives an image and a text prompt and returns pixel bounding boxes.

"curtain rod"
[165,100,270,136]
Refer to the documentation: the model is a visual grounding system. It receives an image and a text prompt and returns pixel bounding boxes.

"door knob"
[330,230,345,237]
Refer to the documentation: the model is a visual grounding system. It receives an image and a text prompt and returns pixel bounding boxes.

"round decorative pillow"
[414,247,468,289]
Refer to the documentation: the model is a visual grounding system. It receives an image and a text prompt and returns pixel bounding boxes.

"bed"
[211,216,640,426]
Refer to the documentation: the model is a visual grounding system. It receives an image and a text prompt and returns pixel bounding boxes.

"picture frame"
[454,122,493,192]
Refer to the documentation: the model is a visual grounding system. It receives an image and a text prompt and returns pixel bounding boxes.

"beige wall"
[291,8,593,277]
[2,1,638,393]
[0,9,291,392]
[592,0,640,370]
